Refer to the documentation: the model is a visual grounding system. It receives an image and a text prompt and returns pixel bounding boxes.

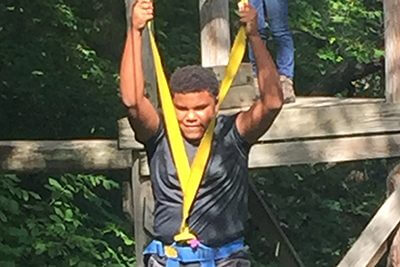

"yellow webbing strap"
[147,0,248,243]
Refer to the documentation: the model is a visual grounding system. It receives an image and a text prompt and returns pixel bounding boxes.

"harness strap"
[147,0,249,243]
[144,238,245,267]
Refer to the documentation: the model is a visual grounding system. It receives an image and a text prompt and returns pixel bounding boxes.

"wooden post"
[384,0,400,103]
[337,187,400,267]
[199,0,231,67]
[130,153,155,266]
[384,0,400,265]
[386,162,400,267]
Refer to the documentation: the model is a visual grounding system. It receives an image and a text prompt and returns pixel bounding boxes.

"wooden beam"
[0,140,132,172]
[216,63,258,109]
[384,0,400,103]
[386,161,400,266]
[259,99,400,142]
[249,133,400,169]
[249,181,305,267]
[366,242,388,267]
[337,187,400,267]
[118,98,400,150]
[118,118,144,150]
[139,133,400,176]
[212,63,254,87]
[199,0,231,67]
[131,153,153,267]
[122,181,135,223]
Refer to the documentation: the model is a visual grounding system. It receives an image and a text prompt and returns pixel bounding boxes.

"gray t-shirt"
[145,114,251,247]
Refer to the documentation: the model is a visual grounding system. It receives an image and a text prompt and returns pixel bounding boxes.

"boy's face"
[173,90,217,144]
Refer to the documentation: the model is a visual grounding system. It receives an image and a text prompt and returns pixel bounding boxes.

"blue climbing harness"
[143,238,245,267]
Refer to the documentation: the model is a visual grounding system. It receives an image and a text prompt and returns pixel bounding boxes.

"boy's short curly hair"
[169,65,219,97]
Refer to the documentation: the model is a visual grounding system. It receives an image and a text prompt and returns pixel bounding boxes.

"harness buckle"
[164,245,178,258]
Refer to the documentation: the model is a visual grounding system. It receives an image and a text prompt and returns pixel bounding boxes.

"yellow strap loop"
[147,0,248,243]
[148,22,191,194]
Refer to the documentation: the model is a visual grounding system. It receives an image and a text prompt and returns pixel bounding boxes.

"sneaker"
[280,75,296,103]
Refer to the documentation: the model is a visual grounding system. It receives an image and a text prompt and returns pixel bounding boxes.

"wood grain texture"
[337,187,400,267]
[259,99,400,142]
[386,162,400,267]
[384,0,400,103]
[212,63,254,87]
[119,97,400,150]
[199,0,230,67]
[249,133,400,168]
[131,155,148,267]
[139,133,400,176]
[0,140,132,172]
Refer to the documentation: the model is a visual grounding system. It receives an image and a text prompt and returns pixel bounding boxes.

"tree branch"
[308,58,384,96]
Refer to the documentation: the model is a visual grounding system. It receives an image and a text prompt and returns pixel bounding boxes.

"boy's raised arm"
[120,0,160,143]
[236,3,284,144]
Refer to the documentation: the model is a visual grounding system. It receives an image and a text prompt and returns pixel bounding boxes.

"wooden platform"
[119,97,400,176]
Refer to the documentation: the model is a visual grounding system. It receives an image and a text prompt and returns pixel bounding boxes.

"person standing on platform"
[248,0,296,103]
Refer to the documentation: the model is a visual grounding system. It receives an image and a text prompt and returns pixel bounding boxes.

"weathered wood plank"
[118,118,144,150]
[118,98,400,150]
[199,0,230,67]
[131,154,148,267]
[122,181,135,223]
[249,181,304,267]
[384,0,400,103]
[212,63,254,87]
[386,161,400,266]
[0,140,132,172]
[260,100,400,142]
[366,242,388,267]
[219,84,258,109]
[139,133,400,176]
[337,187,400,267]
[214,63,258,109]
[249,133,400,168]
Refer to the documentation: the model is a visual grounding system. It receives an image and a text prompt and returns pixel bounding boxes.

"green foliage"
[0,174,135,266]
[0,0,124,139]
[289,0,384,95]
[246,160,387,266]
[154,0,201,75]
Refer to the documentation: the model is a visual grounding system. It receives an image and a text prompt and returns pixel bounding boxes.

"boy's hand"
[132,0,154,31]
[238,3,258,37]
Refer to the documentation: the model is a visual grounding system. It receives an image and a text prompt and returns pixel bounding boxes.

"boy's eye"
[195,105,208,110]
[176,106,188,111]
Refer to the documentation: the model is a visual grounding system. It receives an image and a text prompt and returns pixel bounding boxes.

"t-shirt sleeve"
[144,122,165,158]
[218,114,251,158]
[231,118,251,157]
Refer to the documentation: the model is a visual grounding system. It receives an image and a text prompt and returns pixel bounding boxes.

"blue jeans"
[248,0,295,78]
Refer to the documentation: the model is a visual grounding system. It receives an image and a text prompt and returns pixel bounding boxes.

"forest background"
[0,0,388,266]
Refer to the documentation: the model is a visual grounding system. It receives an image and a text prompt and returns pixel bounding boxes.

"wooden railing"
[0,140,132,173]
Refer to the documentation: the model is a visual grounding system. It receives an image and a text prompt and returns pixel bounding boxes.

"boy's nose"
[186,110,196,121]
